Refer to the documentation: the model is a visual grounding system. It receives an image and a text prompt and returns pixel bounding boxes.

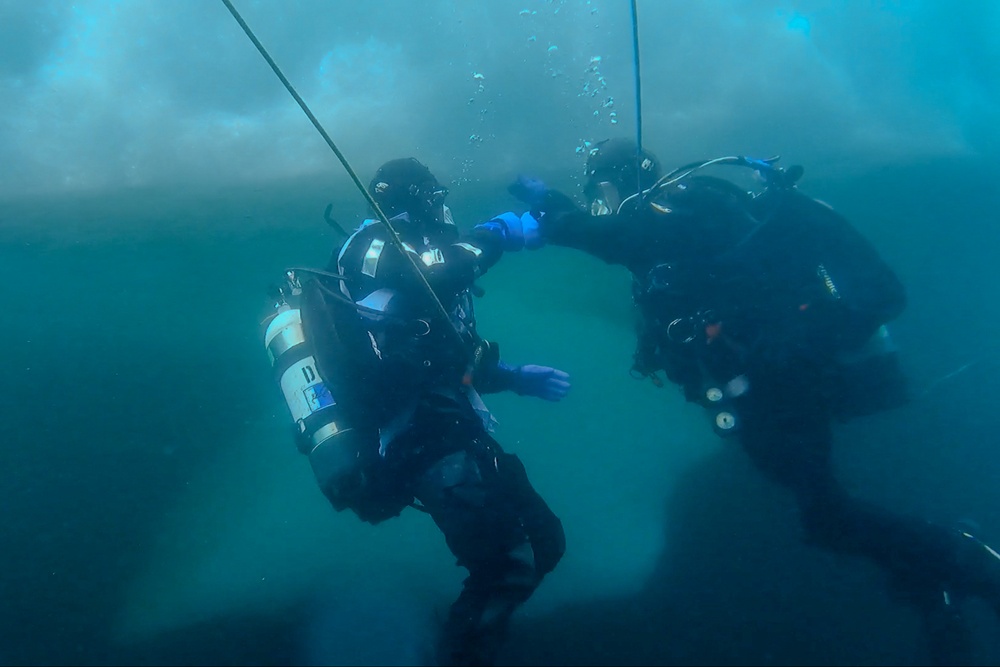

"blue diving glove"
[477,211,544,251]
[507,175,549,208]
[503,362,571,401]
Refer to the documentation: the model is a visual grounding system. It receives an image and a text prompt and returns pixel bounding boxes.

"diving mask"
[588,181,621,216]
[409,181,451,226]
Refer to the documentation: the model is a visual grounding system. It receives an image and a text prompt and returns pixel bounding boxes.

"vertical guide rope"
[629,0,644,196]
[218,0,458,343]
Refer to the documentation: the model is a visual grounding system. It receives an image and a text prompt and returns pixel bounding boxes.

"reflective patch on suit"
[448,291,477,339]
[366,331,382,360]
[455,242,482,257]
[357,287,397,322]
[362,238,385,277]
[463,384,498,433]
[337,219,378,296]
[421,248,445,267]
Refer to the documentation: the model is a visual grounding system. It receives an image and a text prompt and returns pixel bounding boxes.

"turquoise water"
[4,157,1000,665]
[3,1,1000,664]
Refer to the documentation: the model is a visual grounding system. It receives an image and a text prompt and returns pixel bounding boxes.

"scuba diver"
[507,137,1000,665]
[263,157,569,666]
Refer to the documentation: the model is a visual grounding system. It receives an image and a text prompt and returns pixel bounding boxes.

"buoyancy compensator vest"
[630,156,909,432]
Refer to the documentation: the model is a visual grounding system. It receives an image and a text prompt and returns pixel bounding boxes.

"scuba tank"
[262,270,381,516]
[263,270,343,456]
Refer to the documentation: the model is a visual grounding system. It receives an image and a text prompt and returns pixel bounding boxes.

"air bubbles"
[471,71,486,94]
[579,54,609,103]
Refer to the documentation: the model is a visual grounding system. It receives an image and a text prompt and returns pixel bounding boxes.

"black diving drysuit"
[534,169,1000,665]
[291,211,566,667]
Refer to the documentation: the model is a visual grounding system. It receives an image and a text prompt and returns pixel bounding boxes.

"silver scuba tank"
[264,303,346,455]
[262,271,364,511]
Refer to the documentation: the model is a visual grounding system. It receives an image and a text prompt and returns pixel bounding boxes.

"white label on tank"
[279,356,335,422]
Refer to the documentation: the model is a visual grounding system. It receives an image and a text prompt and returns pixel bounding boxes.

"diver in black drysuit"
[510,138,1000,665]
[296,158,569,666]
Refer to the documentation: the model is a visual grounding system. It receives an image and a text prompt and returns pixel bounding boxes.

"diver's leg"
[800,481,1000,666]
[797,492,1000,604]
[891,582,973,666]
[735,380,986,664]
[414,439,565,667]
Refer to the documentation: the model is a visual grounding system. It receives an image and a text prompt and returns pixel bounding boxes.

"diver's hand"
[508,175,549,207]
[527,188,588,244]
[476,211,544,251]
[511,364,571,401]
[516,211,544,250]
